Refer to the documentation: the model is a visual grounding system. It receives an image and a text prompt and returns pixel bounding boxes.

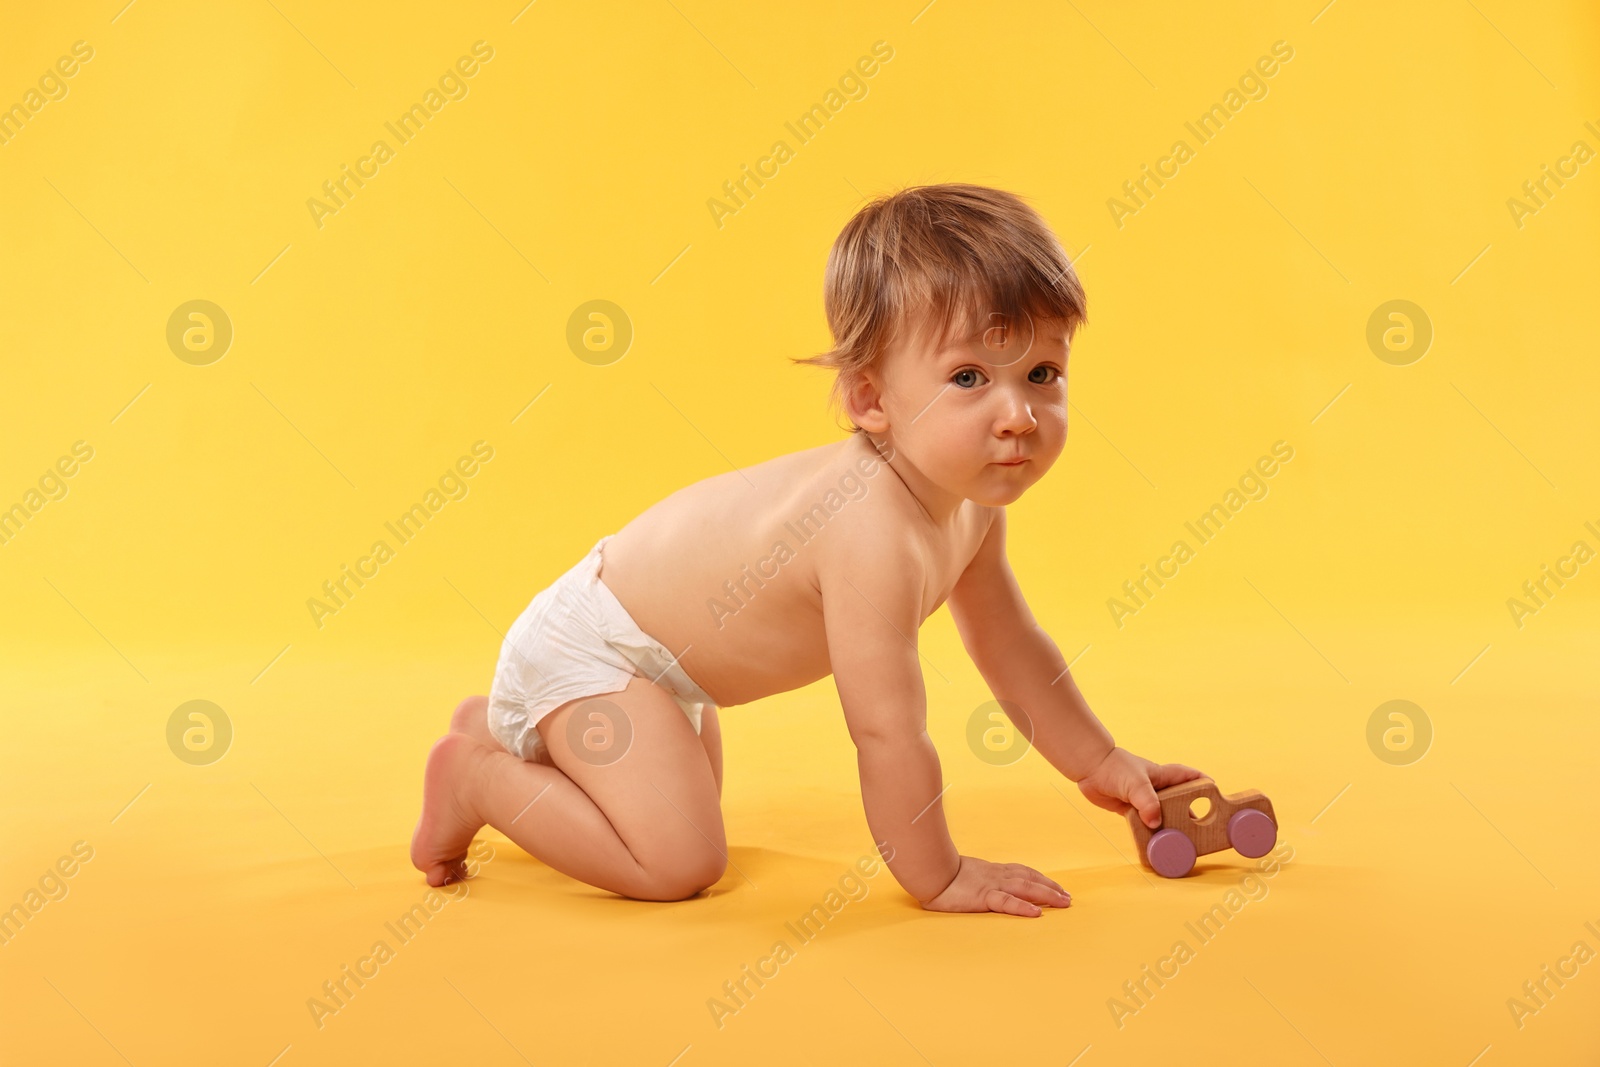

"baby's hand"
[1077,746,1206,829]
[919,856,1072,917]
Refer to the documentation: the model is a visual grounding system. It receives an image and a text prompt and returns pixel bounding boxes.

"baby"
[412,182,1205,916]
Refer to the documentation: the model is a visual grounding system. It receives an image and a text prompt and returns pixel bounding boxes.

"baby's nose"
[995,394,1037,432]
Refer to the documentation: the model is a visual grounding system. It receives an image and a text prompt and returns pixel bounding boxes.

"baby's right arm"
[820,527,1071,916]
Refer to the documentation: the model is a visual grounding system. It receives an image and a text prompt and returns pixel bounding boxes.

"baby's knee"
[631,852,727,902]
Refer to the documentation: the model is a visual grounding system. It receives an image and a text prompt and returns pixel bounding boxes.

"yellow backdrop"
[2,1,1597,1063]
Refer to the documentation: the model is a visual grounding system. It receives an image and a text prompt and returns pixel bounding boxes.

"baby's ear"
[841,369,889,433]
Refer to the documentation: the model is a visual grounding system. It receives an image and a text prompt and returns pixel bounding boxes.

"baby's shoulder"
[814,481,994,589]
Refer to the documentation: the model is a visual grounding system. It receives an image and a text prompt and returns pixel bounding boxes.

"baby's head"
[796,183,1087,507]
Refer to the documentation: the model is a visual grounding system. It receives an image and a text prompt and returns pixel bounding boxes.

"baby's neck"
[855,432,967,528]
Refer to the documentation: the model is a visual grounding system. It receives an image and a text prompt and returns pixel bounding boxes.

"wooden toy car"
[1126,777,1277,878]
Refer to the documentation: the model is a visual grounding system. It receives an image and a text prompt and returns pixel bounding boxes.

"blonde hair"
[793,182,1087,433]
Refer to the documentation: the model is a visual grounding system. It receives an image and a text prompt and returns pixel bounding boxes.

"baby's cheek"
[930,436,979,483]
[1045,409,1069,447]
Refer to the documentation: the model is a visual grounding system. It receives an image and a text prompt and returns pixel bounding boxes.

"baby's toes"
[426,855,469,887]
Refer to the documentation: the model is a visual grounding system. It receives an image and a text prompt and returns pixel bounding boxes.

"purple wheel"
[1147,828,1197,878]
[1228,808,1277,858]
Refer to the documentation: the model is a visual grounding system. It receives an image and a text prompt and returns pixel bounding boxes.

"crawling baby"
[412,182,1206,916]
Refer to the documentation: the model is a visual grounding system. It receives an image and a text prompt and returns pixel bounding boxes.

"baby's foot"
[411,733,489,887]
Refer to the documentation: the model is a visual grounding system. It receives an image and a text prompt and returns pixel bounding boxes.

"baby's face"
[871,309,1070,507]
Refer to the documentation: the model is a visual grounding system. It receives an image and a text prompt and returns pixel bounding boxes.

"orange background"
[2,1,1597,1063]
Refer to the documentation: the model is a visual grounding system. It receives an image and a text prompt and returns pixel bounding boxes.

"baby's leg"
[699,706,723,798]
[455,692,716,780]
[413,675,726,900]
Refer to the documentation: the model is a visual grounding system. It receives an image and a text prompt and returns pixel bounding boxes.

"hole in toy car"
[1188,796,1213,822]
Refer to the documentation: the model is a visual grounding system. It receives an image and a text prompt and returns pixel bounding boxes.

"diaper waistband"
[577,535,720,708]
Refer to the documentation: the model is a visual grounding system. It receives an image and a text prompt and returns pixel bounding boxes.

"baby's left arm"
[947,507,1205,828]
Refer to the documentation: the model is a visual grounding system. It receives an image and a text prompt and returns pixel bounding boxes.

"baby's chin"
[963,475,1036,507]
[969,489,1029,507]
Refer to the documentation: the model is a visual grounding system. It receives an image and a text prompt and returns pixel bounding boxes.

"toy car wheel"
[1146,828,1196,878]
[1228,808,1276,858]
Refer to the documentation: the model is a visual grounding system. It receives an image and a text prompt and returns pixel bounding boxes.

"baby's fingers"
[1128,778,1163,829]
[1002,863,1071,899]
[1000,876,1071,909]
[984,888,1044,917]
[1150,762,1206,788]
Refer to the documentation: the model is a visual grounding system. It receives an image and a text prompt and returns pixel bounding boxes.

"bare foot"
[411,733,489,886]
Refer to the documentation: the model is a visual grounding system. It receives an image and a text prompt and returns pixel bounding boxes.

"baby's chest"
[916,510,992,622]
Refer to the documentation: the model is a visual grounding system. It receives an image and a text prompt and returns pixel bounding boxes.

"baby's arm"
[947,508,1205,827]
[820,526,1071,916]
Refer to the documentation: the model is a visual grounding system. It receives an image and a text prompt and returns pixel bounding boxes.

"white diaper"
[486,534,718,763]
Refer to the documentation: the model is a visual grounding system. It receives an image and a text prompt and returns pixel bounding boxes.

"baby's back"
[598,434,985,707]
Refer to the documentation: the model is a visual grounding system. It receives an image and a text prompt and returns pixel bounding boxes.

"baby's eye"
[1029,365,1062,384]
[952,368,987,388]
